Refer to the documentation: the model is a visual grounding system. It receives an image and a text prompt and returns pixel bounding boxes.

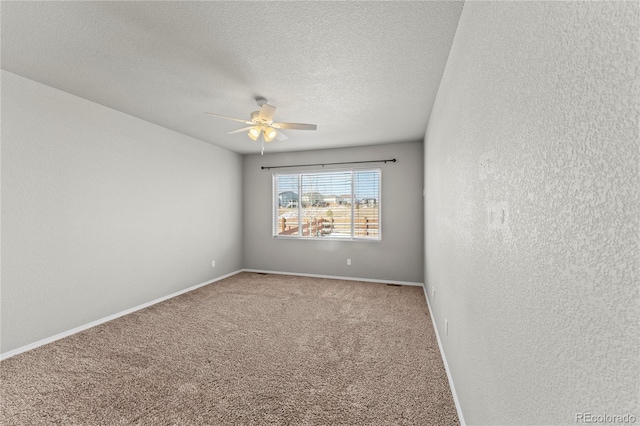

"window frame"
[272,167,382,242]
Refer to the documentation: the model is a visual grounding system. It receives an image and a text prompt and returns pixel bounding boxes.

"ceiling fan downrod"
[255,97,268,107]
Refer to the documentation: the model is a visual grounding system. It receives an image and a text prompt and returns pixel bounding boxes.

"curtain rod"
[261,158,396,170]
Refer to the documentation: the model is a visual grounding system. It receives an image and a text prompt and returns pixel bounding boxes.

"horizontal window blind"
[273,169,381,240]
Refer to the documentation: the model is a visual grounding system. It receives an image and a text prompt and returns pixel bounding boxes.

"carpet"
[1,272,459,425]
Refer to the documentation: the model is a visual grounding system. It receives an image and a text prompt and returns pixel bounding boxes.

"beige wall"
[424,2,639,424]
[1,71,244,353]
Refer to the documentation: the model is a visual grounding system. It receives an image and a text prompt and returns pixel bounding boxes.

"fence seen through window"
[273,169,380,240]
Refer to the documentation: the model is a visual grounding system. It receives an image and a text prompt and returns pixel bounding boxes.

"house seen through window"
[273,169,381,240]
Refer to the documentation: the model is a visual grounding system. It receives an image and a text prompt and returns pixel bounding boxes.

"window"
[273,169,381,240]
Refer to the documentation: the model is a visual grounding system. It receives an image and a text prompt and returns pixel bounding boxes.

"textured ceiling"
[1,1,463,154]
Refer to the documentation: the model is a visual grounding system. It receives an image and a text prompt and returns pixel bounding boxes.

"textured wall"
[424,2,638,425]
[1,71,243,353]
[243,142,424,283]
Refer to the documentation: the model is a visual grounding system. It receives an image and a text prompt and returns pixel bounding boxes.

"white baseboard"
[422,284,466,426]
[0,270,243,361]
[242,268,424,287]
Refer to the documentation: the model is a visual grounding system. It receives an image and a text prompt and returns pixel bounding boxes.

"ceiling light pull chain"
[261,133,265,156]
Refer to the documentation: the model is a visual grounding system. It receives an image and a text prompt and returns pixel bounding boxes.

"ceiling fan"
[205,97,317,153]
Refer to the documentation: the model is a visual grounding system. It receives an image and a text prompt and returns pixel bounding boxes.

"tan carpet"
[1,272,459,425]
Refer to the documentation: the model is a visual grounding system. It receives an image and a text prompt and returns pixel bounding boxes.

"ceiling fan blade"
[204,112,252,125]
[272,122,317,130]
[258,104,277,122]
[226,126,253,135]
[275,130,288,141]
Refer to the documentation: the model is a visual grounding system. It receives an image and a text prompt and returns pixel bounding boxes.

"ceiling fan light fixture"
[205,98,316,152]
[264,127,277,142]
[248,126,261,140]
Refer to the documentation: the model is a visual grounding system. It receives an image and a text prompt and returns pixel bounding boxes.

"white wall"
[1,71,243,354]
[424,2,638,424]
[243,142,424,283]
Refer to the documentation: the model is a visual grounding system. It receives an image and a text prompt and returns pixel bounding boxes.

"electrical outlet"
[211,260,216,267]
[445,319,449,335]
[347,258,351,266]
